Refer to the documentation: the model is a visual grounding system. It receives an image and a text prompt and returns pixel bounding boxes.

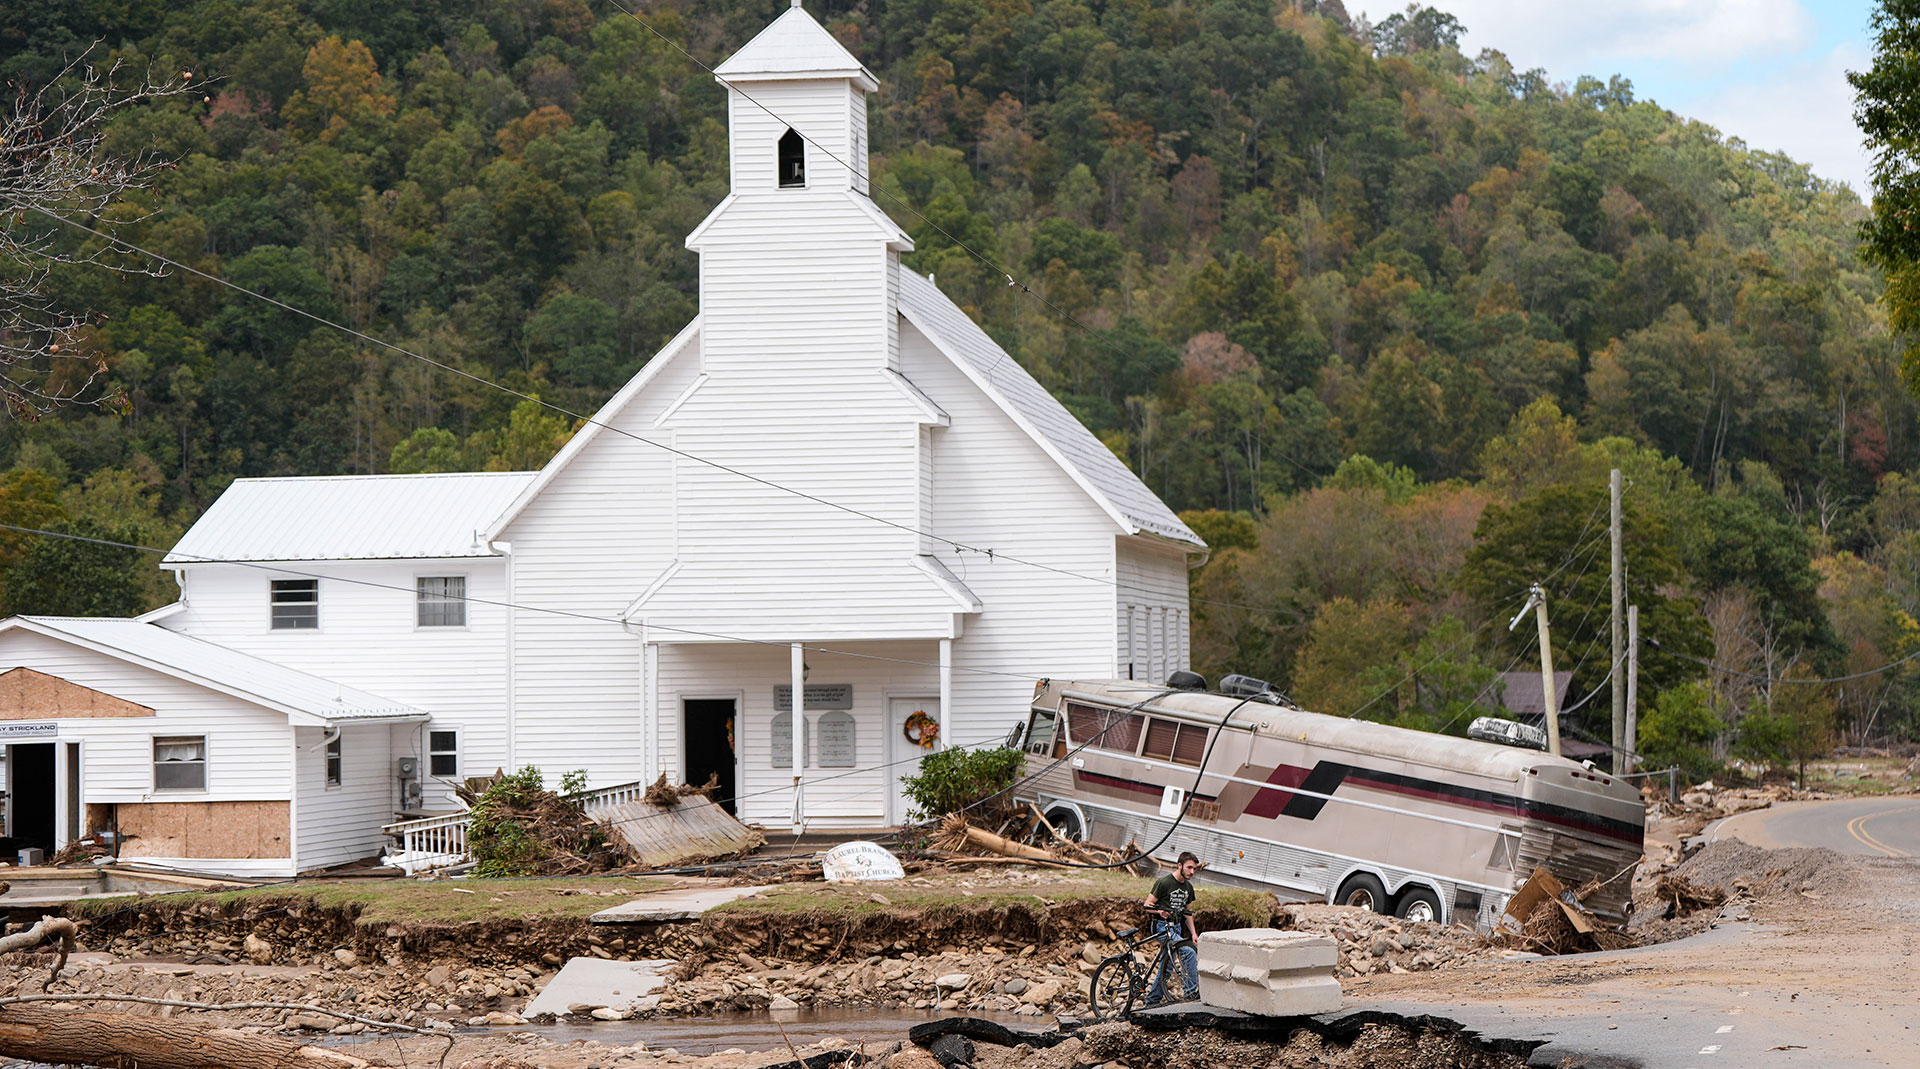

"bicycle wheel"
[1090,955,1142,1020]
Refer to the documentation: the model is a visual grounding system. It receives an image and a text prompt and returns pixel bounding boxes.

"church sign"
[773,683,854,711]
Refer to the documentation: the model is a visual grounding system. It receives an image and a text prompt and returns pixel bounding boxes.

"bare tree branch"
[0,44,194,419]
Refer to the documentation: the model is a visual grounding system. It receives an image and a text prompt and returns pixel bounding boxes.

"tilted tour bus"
[1012,677,1645,929]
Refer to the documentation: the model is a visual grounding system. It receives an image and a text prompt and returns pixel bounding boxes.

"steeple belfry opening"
[778,128,806,188]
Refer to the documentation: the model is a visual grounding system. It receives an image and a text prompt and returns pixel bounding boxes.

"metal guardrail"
[381,779,648,869]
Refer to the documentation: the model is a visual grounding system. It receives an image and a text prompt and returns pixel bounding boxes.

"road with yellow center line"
[1714,795,1920,856]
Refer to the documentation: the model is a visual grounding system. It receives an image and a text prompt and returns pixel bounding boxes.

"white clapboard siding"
[162,559,509,811]
[729,82,859,194]
[656,640,938,829]
[897,317,1130,747]
[292,723,393,871]
[498,339,697,788]
[1116,537,1194,685]
[0,629,296,806]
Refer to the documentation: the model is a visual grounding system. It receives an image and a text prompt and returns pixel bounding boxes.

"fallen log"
[0,918,76,985]
[0,1004,383,1069]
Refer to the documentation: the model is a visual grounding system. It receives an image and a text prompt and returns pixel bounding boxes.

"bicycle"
[1089,909,1197,1019]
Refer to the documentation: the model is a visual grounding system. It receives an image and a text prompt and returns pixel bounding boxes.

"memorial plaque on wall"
[773,683,854,711]
[770,711,812,768]
[816,710,856,767]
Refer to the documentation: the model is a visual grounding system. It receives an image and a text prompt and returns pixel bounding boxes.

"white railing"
[382,811,471,868]
[381,780,649,870]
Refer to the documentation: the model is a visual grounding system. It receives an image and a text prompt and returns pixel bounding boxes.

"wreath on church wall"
[903,709,940,749]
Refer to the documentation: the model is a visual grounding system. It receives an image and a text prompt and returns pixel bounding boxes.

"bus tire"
[1044,805,1085,842]
[1394,885,1443,924]
[1335,872,1389,914]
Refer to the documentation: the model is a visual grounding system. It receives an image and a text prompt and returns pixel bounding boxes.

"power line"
[26,204,1316,623]
[0,521,1044,682]
[599,0,1335,486]
[1651,642,1920,686]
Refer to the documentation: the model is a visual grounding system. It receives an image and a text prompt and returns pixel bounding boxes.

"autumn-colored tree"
[282,37,396,143]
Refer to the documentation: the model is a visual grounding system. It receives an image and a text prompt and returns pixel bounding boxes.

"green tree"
[2,518,147,617]
[1637,682,1724,783]
[1851,0,1920,393]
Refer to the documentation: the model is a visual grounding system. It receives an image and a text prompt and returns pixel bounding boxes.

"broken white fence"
[382,780,649,871]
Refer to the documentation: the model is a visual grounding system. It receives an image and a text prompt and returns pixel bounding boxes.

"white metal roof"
[166,472,537,565]
[713,4,878,89]
[897,270,1204,547]
[1,617,427,725]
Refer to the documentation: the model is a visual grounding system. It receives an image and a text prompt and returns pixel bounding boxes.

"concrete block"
[524,958,675,1018]
[1198,928,1338,972]
[1195,928,1341,1017]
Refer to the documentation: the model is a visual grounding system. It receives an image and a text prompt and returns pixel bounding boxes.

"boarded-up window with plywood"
[154,735,206,791]
[1065,702,1144,754]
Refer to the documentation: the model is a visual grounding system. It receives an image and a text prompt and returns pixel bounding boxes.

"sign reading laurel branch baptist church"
[0,723,57,739]
[772,683,853,711]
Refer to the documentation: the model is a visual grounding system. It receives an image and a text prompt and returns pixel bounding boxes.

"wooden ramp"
[586,797,765,869]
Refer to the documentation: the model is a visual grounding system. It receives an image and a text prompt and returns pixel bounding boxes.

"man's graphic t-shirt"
[1150,874,1194,914]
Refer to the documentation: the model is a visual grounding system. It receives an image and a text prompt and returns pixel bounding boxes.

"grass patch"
[711,868,1276,926]
[70,875,675,927]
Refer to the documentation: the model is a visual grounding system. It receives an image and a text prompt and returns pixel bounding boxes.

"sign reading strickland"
[0,723,57,739]
[773,683,854,711]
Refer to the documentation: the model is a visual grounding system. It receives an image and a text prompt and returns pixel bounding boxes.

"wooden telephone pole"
[1610,468,1625,768]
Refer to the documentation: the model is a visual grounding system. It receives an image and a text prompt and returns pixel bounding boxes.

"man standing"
[1142,851,1200,1004]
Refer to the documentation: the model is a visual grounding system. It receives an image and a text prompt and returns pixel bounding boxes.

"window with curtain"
[416,576,467,627]
[154,736,206,790]
[1064,703,1145,754]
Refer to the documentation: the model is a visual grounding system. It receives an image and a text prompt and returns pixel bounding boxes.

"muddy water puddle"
[328,1006,1047,1057]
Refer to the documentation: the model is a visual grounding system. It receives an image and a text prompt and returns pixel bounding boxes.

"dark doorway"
[9,744,55,855]
[683,699,738,815]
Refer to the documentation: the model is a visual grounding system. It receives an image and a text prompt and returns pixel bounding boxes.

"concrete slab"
[590,884,771,923]
[524,958,676,1017]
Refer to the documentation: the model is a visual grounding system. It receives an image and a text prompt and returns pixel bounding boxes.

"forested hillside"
[2,1,1913,770]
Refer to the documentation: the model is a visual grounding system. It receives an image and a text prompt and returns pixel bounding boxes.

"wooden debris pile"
[464,769,626,877]
[928,806,1154,874]
[641,772,719,807]
[1650,873,1727,919]
[1493,866,1637,955]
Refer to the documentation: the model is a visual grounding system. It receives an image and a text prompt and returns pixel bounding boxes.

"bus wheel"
[1335,873,1389,914]
[1044,806,1085,842]
[1394,886,1442,924]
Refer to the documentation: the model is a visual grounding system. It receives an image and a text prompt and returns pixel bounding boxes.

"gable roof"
[0,617,427,725]
[713,4,877,90]
[487,317,702,539]
[166,471,537,565]
[896,270,1203,547]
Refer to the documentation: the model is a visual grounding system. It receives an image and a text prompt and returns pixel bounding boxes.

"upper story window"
[778,127,805,188]
[270,579,318,630]
[417,576,467,627]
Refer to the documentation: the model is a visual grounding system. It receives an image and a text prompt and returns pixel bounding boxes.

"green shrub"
[1638,682,1724,783]
[899,746,1025,821]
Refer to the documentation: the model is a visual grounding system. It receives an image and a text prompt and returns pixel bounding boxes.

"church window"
[778,128,806,187]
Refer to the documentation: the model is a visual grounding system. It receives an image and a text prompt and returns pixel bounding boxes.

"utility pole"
[1610,468,1625,765]
[1625,604,1640,772]
[1510,584,1562,758]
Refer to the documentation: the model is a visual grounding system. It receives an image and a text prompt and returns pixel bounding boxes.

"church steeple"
[710,3,876,196]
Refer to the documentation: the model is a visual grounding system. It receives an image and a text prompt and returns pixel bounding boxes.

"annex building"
[0,5,1202,876]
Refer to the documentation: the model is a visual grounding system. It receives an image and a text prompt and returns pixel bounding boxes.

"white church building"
[0,5,1202,875]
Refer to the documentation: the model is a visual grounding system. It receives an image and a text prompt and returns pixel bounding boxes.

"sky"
[1359,0,1879,193]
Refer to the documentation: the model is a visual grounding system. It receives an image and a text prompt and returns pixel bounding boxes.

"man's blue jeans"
[1146,918,1197,1003]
